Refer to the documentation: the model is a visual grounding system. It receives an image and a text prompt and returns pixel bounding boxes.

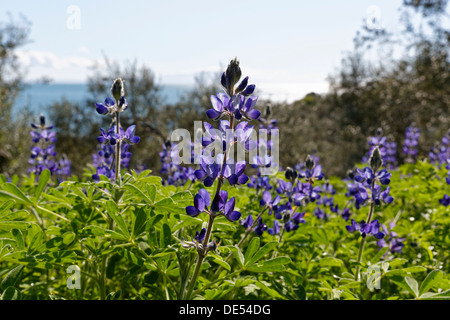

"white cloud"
[77,46,90,54]
[15,49,106,82]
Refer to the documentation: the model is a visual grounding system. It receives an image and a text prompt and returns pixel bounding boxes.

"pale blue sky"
[2,0,418,101]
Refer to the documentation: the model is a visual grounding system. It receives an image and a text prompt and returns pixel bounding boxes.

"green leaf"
[209,255,231,271]
[385,266,427,277]
[106,201,130,239]
[1,286,21,300]
[27,224,44,253]
[0,200,15,217]
[0,221,30,231]
[35,169,50,201]
[106,290,122,300]
[405,276,419,298]
[370,247,388,263]
[147,213,164,229]
[0,265,24,291]
[294,284,307,300]
[230,246,244,267]
[0,183,34,206]
[311,228,328,245]
[132,207,148,238]
[123,183,153,204]
[146,184,157,203]
[318,257,344,267]
[11,229,25,251]
[253,280,285,299]
[420,289,450,300]
[246,257,291,273]
[244,237,260,266]
[246,241,278,266]
[419,270,444,297]
[160,223,172,248]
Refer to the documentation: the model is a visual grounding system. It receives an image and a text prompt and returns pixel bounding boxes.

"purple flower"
[120,125,141,145]
[240,215,267,236]
[195,228,206,243]
[223,196,242,222]
[439,194,450,206]
[260,190,281,215]
[240,214,254,230]
[97,127,117,145]
[377,223,405,254]
[222,161,249,186]
[247,174,272,191]
[194,157,221,187]
[372,185,394,205]
[185,189,211,217]
[236,95,261,121]
[346,219,385,239]
[268,220,280,235]
[341,207,351,221]
[354,167,391,185]
[206,93,231,120]
[95,97,116,115]
[302,164,324,183]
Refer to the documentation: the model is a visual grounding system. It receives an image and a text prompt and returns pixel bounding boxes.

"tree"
[0,14,32,176]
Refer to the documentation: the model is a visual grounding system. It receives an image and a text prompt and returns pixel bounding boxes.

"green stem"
[355,185,376,281]
[185,252,206,300]
[115,111,121,184]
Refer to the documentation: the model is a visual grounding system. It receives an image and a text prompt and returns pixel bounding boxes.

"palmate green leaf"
[419,270,444,297]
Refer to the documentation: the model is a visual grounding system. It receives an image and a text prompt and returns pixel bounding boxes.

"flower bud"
[265,105,271,118]
[369,146,383,172]
[225,58,241,93]
[111,78,125,102]
[39,114,46,127]
[285,167,297,181]
[305,155,315,171]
